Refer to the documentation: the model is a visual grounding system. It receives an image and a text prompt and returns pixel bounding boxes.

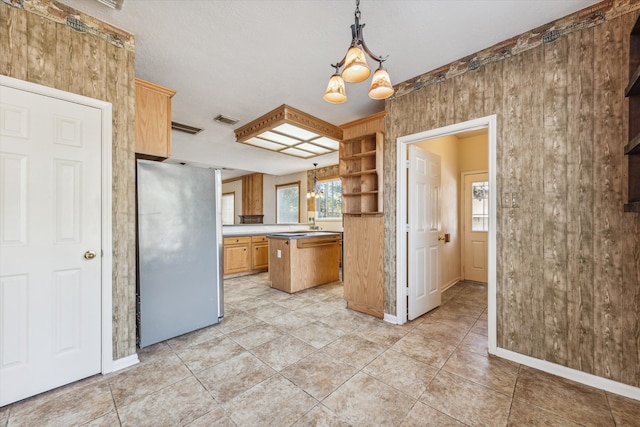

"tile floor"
[2,273,640,426]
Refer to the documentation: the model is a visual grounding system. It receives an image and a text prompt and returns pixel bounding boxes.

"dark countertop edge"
[266,232,342,240]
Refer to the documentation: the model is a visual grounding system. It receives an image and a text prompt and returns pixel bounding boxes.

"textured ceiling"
[60,0,601,179]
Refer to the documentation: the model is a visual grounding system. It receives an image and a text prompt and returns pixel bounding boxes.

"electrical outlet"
[511,192,520,208]
[502,192,511,208]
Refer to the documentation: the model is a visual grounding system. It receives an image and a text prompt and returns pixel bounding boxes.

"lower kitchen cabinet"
[223,236,251,275]
[251,235,269,271]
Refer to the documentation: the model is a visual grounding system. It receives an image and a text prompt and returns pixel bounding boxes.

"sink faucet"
[309,217,320,230]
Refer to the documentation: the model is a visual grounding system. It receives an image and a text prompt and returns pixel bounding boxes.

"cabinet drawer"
[251,235,268,243]
[224,236,251,245]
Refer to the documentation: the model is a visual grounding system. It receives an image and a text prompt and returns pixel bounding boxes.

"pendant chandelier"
[307,163,325,199]
[323,0,394,104]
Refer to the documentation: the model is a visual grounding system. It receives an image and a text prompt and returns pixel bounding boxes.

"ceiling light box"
[234,104,343,159]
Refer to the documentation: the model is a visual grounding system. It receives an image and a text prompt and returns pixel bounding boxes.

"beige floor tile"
[81,410,121,426]
[226,294,271,311]
[118,376,218,427]
[353,320,408,346]
[507,398,583,426]
[471,317,488,336]
[317,309,370,334]
[294,301,343,319]
[223,375,317,427]
[7,380,114,427]
[226,321,284,349]
[607,392,640,426]
[251,334,316,371]
[442,349,519,396]
[414,319,470,346]
[281,350,358,400]
[363,349,438,399]
[215,311,260,334]
[420,370,511,427]
[264,310,316,332]
[166,324,223,351]
[392,330,457,368]
[293,404,352,427]
[274,294,317,310]
[109,353,192,407]
[176,335,246,372]
[245,301,291,321]
[513,366,615,427]
[458,331,489,355]
[136,341,175,363]
[291,320,344,348]
[422,310,478,330]
[435,300,486,318]
[400,401,466,427]
[196,351,275,403]
[323,334,386,369]
[323,372,416,427]
[187,412,237,427]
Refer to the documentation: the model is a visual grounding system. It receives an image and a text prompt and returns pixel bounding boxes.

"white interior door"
[463,172,489,283]
[0,85,103,406]
[408,145,442,320]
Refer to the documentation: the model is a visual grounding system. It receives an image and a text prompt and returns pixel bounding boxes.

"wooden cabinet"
[223,236,251,275]
[251,235,269,271]
[339,112,385,318]
[242,173,264,216]
[625,15,640,212]
[135,78,176,160]
[340,132,383,215]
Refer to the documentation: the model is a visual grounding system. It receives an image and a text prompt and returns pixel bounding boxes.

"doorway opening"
[395,115,497,354]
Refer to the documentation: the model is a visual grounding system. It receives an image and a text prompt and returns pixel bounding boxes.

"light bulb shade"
[323,74,347,104]
[341,46,370,83]
[368,67,394,100]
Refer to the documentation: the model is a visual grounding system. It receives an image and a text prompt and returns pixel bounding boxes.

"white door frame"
[395,114,497,355]
[0,75,114,373]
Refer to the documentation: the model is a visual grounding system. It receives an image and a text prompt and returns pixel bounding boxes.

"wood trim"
[340,111,386,129]
[134,77,176,97]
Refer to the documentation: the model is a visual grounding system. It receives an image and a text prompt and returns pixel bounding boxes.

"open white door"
[0,84,103,405]
[463,172,489,283]
[407,145,442,320]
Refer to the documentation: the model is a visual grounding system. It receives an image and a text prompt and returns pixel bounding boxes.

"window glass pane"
[221,193,234,225]
[315,179,342,219]
[277,184,299,224]
[471,181,489,232]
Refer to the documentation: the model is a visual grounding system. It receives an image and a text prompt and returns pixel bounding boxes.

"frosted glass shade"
[368,67,394,100]
[323,74,347,104]
[341,46,370,83]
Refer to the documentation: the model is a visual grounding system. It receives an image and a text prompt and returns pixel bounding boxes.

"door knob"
[438,235,445,241]
[84,250,97,260]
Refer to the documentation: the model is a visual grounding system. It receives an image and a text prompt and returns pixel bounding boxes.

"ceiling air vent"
[214,114,239,126]
[95,0,124,9]
[171,121,203,135]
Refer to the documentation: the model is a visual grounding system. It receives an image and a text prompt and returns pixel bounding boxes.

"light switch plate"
[277,249,282,258]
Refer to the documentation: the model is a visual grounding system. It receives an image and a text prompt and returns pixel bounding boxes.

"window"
[221,192,235,225]
[276,182,300,224]
[471,181,489,231]
[315,178,342,219]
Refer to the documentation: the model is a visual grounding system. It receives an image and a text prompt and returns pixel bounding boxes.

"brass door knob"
[438,236,445,241]
[84,250,97,260]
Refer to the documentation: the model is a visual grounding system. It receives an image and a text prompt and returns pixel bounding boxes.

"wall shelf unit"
[624,14,640,213]
[340,132,384,216]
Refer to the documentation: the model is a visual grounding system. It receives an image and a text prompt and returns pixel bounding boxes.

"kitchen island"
[267,231,342,293]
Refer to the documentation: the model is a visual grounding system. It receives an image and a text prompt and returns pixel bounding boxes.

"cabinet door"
[135,78,175,159]
[223,244,250,275]
[252,243,269,270]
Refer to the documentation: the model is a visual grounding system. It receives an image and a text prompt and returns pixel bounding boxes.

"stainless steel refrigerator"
[136,160,223,348]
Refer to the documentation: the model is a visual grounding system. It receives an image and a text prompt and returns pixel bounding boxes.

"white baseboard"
[110,354,139,373]
[441,277,461,293]
[495,347,640,400]
[383,313,398,324]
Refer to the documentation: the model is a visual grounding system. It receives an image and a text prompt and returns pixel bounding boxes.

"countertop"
[266,231,342,240]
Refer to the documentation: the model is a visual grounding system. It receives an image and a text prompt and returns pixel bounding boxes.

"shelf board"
[625,65,640,97]
[625,132,640,155]
[342,169,378,177]
[340,150,377,161]
[624,201,640,213]
[343,191,379,197]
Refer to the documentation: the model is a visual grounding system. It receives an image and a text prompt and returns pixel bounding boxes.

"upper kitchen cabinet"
[135,78,176,160]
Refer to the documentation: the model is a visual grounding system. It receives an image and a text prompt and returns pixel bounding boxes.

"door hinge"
[405,224,410,232]
[405,160,410,168]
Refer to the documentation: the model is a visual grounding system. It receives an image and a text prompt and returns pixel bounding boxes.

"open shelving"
[339,132,384,216]
[625,14,640,213]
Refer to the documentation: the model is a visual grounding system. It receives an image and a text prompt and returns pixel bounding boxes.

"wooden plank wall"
[0,2,137,359]
[384,10,640,387]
